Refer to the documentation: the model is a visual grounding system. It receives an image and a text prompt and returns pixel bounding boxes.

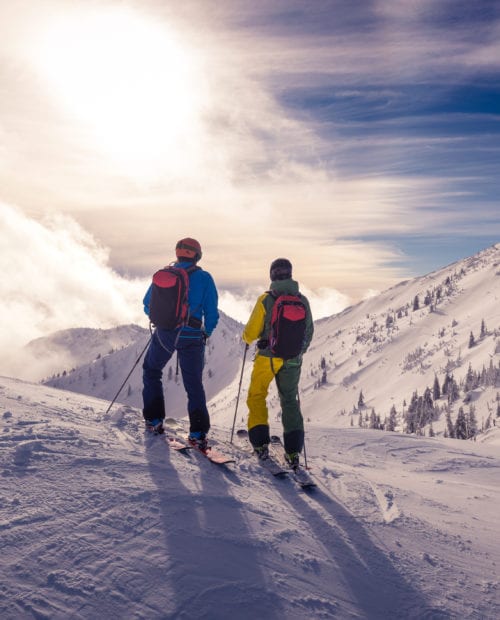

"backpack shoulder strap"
[267,289,302,300]
[163,263,200,273]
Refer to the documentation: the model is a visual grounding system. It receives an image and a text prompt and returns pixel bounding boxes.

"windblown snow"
[1,244,500,618]
[1,377,499,619]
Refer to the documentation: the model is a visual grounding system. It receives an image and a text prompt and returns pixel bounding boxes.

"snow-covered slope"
[1,376,499,619]
[26,324,146,382]
[42,311,243,417]
[300,243,500,436]
[39,245,500,444]
[204,245,500,447]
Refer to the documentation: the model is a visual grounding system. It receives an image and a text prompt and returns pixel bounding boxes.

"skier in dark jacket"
[242,258,313,468]
[142,238,219,448]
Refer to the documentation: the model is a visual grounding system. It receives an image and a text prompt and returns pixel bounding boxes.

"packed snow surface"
[1,376,499,619]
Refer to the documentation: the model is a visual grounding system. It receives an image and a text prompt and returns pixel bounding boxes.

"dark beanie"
[270,258,292,281]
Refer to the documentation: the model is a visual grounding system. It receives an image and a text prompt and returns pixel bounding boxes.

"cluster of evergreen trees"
[354,270,468,364]
[354,357,500,440]
[444,406,478,439]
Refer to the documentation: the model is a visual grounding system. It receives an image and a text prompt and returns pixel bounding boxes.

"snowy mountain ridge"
[42,311,243,418]
[296,243,500,438]
[36,243,500,444]
[2,244,500,618]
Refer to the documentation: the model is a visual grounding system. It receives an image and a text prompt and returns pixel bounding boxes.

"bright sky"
[1,0,499,361]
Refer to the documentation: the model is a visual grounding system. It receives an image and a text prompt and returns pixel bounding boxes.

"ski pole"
[230,343,249,443]
[303,437,309,470]
[298,391,309,469]
[104,336,151,415]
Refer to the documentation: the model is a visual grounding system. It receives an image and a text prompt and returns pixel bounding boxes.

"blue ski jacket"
[143,261,219,337]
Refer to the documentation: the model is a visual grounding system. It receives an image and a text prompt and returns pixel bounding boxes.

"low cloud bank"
[1,202,354,381]
[0,202,146,379]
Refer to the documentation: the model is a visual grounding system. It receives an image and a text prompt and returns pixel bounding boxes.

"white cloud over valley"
[0,202,146,378]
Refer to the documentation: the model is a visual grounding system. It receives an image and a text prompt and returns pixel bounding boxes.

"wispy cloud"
[0,0,498,328]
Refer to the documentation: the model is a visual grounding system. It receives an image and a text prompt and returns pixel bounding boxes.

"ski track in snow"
[1,377,499,619]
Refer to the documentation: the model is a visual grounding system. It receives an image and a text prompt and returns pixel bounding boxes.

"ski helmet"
[175,238,202,262]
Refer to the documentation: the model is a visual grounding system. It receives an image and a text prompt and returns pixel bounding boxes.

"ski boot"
[188,431,208,452]
[145,418,164,434]
[285,451,300,471]
[254,445,270,461]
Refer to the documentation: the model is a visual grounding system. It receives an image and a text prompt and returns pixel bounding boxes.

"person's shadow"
[270,477,449,619]
[145,436,284,619]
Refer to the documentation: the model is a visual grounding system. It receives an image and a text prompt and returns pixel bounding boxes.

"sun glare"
[37,8,205,180]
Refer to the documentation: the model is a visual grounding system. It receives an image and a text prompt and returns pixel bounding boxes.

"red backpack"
[268,292,307,359]
[149,265,199,329]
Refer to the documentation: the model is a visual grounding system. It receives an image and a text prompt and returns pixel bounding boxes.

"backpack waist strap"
[187,316,202,329]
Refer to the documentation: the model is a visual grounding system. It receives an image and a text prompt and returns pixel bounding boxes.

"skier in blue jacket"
[142,238,219,447]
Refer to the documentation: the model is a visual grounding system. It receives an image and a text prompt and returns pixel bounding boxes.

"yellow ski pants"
[246,354,304,452]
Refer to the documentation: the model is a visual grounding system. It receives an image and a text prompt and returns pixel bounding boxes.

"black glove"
[257,338,269,350]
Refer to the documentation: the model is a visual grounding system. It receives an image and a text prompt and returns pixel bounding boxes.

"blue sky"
[0,0,499,329]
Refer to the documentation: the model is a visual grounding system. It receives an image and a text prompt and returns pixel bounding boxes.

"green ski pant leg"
[275,361,304,454]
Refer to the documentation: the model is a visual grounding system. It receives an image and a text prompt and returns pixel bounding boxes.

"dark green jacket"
[242,278,314,359]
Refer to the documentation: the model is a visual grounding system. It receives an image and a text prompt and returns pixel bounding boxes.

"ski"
[145,424,193,452]
[235,429,288,477]
[189,441,236,465]
[257,455,289,477]
[167,436,233,463]
[147,420,234,464]
[269,436,316,489]
[167,436,193,452]
[289,466,316,489]
[169,435,234,464]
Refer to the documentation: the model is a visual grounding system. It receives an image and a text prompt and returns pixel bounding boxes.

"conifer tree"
[455,407,467,439]
[468,331,475,348]
[358,390,365,408]
[464,363,475,392]
[467,406,478,439]
[480,319,487,338]
[446,409,455,438]
[433,375,441,401]
[388,405,397,432]
[447,377,460,403]
[442,373,451,397]
[406,391,419,433]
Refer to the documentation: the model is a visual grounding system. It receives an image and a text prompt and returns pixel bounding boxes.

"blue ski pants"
[142,328,210,435]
